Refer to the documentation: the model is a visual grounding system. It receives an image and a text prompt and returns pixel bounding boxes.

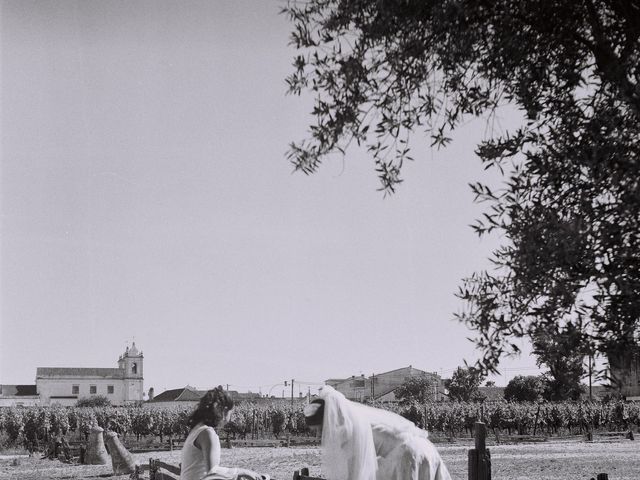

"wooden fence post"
[79,444,86,464]
[468,422,491,480]
[149,458,157,480]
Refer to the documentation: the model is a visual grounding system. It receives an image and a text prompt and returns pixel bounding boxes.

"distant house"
[608,347,640,400]
[146,387,263,409]
[326,366,447,402]
[145,386,205,409]
[36,343,144,406]
[0,385,39,407]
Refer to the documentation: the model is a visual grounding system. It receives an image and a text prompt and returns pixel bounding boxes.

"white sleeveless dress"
[180,424,237,480]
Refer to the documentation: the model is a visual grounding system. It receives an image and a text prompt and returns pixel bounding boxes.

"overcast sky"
[1,0,542,396]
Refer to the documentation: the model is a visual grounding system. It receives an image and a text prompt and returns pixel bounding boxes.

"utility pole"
[371,373,375,400]
[588,354,593,401]
[284,379,295,405]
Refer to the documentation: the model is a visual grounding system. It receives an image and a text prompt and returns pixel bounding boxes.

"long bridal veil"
[350,401,430,439]
[318,386,377,480]
[317,385,451,480]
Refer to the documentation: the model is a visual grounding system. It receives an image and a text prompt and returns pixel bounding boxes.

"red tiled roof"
[36,367,124,378]
[175,388,207,402]
[149,387,205,403]
[376,366,429,377]
[148,388,184,402]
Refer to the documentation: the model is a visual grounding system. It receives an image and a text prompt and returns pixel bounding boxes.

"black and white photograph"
[1,1,639,479]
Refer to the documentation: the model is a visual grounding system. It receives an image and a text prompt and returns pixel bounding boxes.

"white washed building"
[326,365,447,402]
[36,343,144,406]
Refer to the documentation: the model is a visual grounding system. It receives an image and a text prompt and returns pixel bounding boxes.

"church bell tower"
[118,342,144,403]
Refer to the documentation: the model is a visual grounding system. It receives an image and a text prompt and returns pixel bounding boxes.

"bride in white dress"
[304,385,451,480]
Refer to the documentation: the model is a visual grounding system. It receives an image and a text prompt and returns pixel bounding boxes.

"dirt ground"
[0,440,638,480]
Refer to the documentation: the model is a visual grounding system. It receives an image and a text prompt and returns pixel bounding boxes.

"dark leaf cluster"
[283,0,640,376]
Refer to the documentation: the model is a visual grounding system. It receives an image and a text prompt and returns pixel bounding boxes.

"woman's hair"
[187,385,235,430]
[303,398,325,425]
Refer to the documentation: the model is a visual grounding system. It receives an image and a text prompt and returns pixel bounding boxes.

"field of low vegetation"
[1,400,639,452]
[1,400,639,480]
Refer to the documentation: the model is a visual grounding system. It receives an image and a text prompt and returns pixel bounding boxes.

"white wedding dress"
[317,386,451,480]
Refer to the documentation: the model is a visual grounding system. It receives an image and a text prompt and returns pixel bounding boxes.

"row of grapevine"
[0,405,193,446]
[1,400,638,448]
[0,401,310,448]
[385,400,640,436]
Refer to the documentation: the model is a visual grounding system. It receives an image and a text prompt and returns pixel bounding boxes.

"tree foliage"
[504,375,545,402]
[283,0,640,373]
[533,325,586,400]
[444,367,483,402]
[395,375,438,404]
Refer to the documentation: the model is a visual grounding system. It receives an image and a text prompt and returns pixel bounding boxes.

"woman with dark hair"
[180,386,264,480]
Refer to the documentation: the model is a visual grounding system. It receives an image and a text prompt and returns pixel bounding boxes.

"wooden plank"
[155,460,181,475]
[150,458,181,477]
[154,472,179,480]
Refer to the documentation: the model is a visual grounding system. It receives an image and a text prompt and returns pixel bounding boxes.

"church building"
[35,343,145,406]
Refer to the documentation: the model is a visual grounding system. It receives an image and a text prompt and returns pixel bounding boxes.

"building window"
[107,385,114,394]
[72,385,79,395]
[132,363,137,374]
[90,385,97,394]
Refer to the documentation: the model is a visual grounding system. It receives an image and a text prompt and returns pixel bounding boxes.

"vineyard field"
[1,400,639,451]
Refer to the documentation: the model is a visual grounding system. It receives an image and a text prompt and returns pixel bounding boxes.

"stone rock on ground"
[105,431,137,474]
[84,425,109,465]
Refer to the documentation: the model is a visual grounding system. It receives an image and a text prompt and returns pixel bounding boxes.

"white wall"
[37,377,127,405]
[124,379,144,403]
